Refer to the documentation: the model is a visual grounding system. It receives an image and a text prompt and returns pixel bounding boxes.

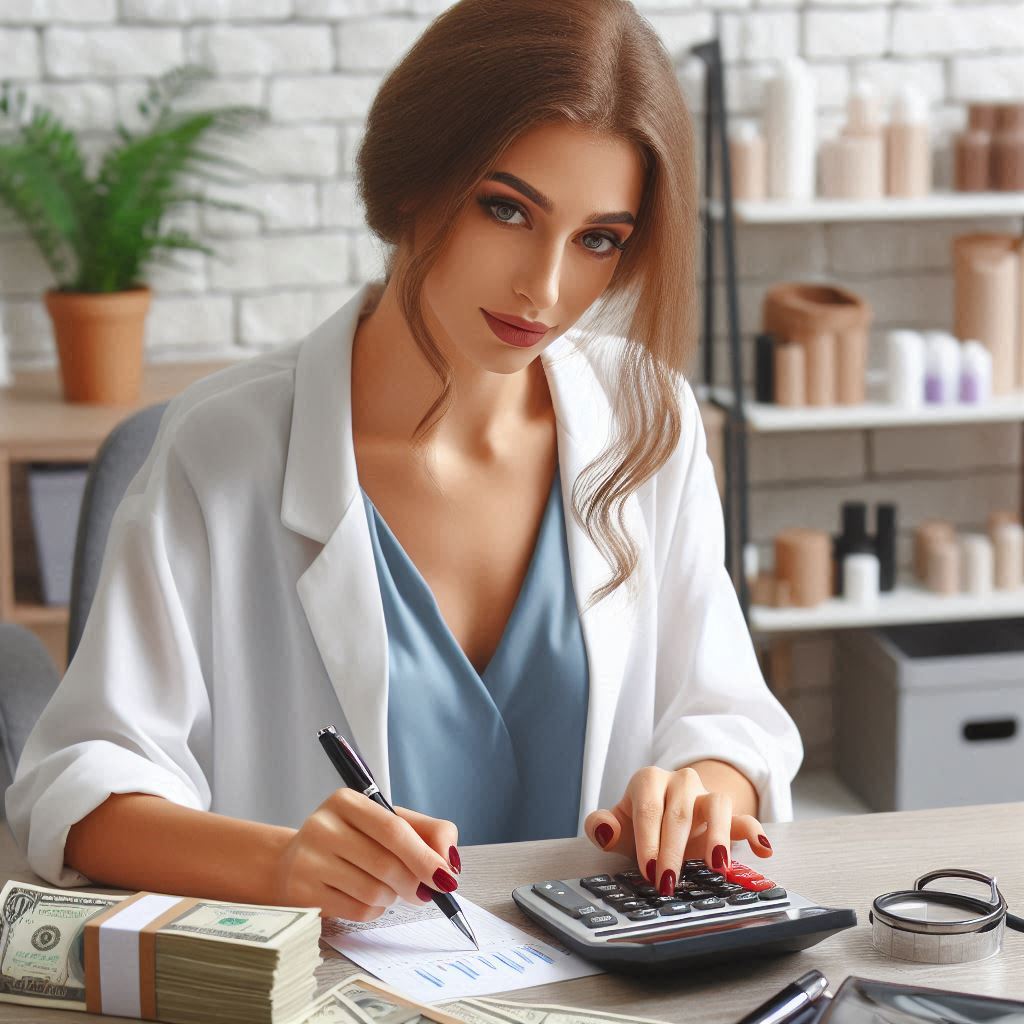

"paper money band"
[84,891,202,1019]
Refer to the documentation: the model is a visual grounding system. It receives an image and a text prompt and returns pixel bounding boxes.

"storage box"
[26,463,89,606]
[836,619,1024,811]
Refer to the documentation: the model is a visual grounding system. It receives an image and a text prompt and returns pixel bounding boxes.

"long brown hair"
[356,0,699,609]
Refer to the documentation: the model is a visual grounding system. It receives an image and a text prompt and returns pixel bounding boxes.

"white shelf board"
[706,385,1024,432]
[750,583,1024,633]
[705,191,1024,224]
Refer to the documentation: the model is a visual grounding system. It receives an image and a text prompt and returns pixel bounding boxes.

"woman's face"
[418,121,646,374]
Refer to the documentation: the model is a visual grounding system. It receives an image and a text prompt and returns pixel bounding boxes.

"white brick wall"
[2,0,1024,775]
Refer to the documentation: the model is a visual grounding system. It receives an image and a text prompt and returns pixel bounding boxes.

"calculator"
[512,859,857,972]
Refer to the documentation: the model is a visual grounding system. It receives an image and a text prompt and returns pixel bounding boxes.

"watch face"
[823,977,1024,1024]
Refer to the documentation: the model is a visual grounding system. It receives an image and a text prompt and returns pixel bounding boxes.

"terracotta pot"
[44,287,151,404]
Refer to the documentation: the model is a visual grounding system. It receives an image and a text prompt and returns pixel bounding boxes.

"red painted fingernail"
[416,883,433,902]
[712,845,729,871]
[432,868,458,892]
[595,823,614,848]
[758,834,772,850]
[659,869,676,897]
[449,846,462,873]
[645,859,656,883]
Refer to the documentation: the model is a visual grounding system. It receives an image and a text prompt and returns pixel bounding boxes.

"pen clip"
[319,725,377,789]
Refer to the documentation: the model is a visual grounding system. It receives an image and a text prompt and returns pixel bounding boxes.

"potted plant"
[0,66,264,404]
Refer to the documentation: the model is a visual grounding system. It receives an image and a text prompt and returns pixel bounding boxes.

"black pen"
[735,970,829,1024]
[317,725,479,949]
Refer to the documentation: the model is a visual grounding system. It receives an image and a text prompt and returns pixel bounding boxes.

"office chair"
[0,402,168,800]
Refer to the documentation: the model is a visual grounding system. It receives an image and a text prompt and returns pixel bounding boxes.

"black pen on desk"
[317,725,479,950]
[735,970,829,1024]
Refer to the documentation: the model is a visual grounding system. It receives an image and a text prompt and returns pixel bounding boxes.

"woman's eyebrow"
[485,171,636,226]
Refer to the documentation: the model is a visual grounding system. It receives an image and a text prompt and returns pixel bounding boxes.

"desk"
[0,803,1021,1022]
[0,362,230,668]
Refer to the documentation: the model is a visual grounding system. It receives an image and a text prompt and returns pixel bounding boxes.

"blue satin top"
[360,465,589,845]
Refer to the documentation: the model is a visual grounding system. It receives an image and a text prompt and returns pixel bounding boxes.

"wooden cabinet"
[0,362,229,670]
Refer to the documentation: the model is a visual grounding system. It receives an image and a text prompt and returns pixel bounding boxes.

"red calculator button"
[726,867,762,882]
[745,878,776,891]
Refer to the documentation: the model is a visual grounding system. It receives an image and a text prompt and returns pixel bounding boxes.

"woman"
[7,0,802,922]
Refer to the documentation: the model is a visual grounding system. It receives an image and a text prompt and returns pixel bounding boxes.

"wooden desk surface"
[0,803,1021,1022]
[0,363,232,457]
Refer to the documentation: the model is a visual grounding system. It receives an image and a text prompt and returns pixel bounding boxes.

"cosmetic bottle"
[969,103,1000,133]
[886,329,925,407]
[887,85,932,197]
[926,537,961,595]
[764,58,817,201]
[729,120,767,202]
[755,333,776,403]
[954,130,992,191]
[960,533,994,595]
[991,103,1024,191]
[914,519,955,583]
[923,331,960,403]
[834,501,875,594]
[744,543,761,590]
[821,81,885,200]
[844,553,880,605]
[992,521,1024,590]
[953,235,1019,394]
[775,528,832,607]
[875,503,897,592]
[959,339,994,403]
[774,341,806,406]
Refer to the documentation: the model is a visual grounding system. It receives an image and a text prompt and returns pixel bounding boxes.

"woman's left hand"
[583,765,773,897]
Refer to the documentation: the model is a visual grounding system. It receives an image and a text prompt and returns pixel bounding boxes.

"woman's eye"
[478,196,622,258]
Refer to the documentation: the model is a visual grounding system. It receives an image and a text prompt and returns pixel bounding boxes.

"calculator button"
[658,901,692,916]
[626,908,659,921]
[717,883,746,894]
[683,889,717,901]
[650,895,679,905]
[532,882,596,916]
[758,887,788,901]
[690,869,718,882]
[579,875,615,891]
[611,899,645,912]
[590,883,628,896]
[745,879,776,892]
[632,885,658,898]
[727,891,761,905]
[615,871,646,886]
[692,897,725,911]
[581,912,618,928]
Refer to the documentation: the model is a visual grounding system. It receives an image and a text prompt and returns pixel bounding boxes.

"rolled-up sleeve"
[650,380,803,822]
[5,409,213,887]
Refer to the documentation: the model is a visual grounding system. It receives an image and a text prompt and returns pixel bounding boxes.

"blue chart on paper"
[322,897,603,1002]
[414,944,557,988]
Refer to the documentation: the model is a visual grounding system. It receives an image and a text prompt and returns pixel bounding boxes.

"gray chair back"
[67,402,168,664]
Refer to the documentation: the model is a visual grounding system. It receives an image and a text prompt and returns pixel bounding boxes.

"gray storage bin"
[836,619,1024,812]
[26,463,89,606]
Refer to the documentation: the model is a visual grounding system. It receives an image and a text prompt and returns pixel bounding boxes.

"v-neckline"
[362,465,561,680]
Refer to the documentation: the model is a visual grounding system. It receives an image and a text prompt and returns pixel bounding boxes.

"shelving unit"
[693,37,1024,633]
[706,192,1024,225]
[0,361,228,669]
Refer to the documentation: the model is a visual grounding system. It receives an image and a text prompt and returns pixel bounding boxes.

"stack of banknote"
[303,972,668,1024]
[0,880,322,1023]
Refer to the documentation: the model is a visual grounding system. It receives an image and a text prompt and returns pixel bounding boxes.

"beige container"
[913,520,955,582]
[926,537,962,595]
[887,86,932,198]
[991,128,1024,191]
[820,133,886,200]
[764,283,873,405]
[968,102,1000,133]
[954,130,992,191]
[992,522,1024,590]
[774,341,807,406]
[953,234,1021,394]
[775,529,833,607]
[729,121,767,202]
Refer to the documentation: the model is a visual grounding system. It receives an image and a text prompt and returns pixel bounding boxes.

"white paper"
[321,898,602,1003]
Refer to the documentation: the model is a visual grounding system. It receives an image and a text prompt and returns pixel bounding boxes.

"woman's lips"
[481,310,550,348]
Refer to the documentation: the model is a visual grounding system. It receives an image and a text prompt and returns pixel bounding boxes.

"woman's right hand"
[270,789,461,921]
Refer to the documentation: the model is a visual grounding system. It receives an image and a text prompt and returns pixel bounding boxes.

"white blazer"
[7,281,803,888]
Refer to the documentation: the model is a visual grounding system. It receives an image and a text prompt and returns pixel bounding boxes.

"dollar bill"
[300,981,377,1024]
[0,880,124,1011]
[327,974,465,1024]
[470,998,670,1024]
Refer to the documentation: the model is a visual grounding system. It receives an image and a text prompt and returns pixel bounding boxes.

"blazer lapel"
[541,338,644,825]
[283,282,395,800]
